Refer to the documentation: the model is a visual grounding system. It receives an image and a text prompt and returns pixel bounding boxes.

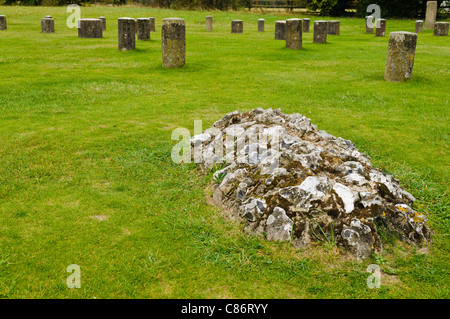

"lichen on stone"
[191,108,431,260]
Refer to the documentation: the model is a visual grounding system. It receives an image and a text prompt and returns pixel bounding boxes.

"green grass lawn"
[0,5,448,299]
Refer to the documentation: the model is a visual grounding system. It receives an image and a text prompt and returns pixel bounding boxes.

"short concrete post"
[0,15,7,30]
[302,18,310,33]
[327,20,340,35]
[314,20,327,44]
[434,22,449,36]
[425,1,438,30]
[149,17,156,32]
[41,18,54,33]
[366,16,374,33]
[415,20,423,33]
[286,19,302,50]
[275,20,286,40]
[375,19,386,37]
[206,16,213,32]
[118,17,136,51]
[78,19,103,38]
[231,20,243,33]
[162,18,186,68]
[385,31,418,82]
[258,19,265,32]
[99,16,106,31]
[137,18,150,40]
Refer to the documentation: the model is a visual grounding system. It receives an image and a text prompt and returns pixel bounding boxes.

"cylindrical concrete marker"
[314,20,327,44]
[258,19,265,32]
[206,16,213,32]
[275,20,286,40]
[366,16,374,33]
[137,18,151,40]
[286,19,302,50]
[425,1,438,30]
[434,22,449,36]
[385,31,418,82]
[99,16,106,31]
[302,18,310,33]
[162,18,186,68]
[0,15,7,30]
[327,20,340,35]
[118,17,136,51]
[231,20,243,34]
[149,17,156,32]
[41,18,54,33]
[375,19,386,37]
[415,20,423,33]
[78,19,103,38]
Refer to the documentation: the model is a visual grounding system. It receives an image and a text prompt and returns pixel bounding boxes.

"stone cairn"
[191,108,430,260]
[286,19,302,50]
[302,18,310,33]
[162,18,186,68]
[137,18,151,40]
[327,20,340,35]
[231,20,243,34]
[375,19,386,37]
[0,15,7,30]
[149,17,156,32]
[425,1,438,30]
[99,16,106,31]
[314,20,328,44]
[366,16,374,33]
[415,20,424,33]
[434,22,449,36]
[274,20,286,40]
[118,17,136,51]
[385,31,418,82]
[78,19,103,38]
[258,19,265,32]
[41,17,54,33]
[206,16,213,32]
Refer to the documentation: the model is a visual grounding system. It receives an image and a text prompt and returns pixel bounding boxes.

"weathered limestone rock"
[375,19,386,37]
[425,1,438,30]
[385,31,418,82]
[258,19,264,32]
[118,17,136,51]
[415,20,423,33]
[314,20,327,43]
[137,18,150,40]
[41,18,54,33]
[149,17,156,32]
[302,18,310,33]
[0,15,6,31]
[78,19,103,38]
[286,18,302,50]
[366,16,374,33]
[192,108,430,260]
[434,22,449,36]
[206,16,213,32]
[231,20,243,34]
[275,20,286,40]
[99,16,106,31]
[327,20,340,35]
[162,18,186,68]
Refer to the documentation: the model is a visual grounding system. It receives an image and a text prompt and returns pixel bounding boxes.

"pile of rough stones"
[191,108,430,260]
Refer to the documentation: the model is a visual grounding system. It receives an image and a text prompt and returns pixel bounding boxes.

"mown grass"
[0,6,448,299]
